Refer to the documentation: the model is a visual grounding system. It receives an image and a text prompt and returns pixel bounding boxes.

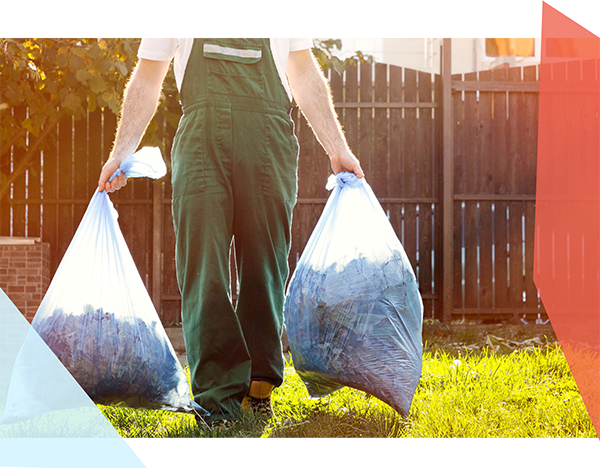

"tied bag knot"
[107,147,167,184]
[326,171,364,191]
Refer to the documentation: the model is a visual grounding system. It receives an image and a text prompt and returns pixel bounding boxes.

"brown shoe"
[241,380,274,417]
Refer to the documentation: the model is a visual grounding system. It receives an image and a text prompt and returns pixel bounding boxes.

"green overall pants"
[171,39,299,421]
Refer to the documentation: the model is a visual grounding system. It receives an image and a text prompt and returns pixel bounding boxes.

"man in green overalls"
[98,38,364,428]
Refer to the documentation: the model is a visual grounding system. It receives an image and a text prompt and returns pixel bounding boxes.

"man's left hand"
[330,150,365,178]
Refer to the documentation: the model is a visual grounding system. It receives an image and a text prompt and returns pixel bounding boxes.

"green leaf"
[332,58,345,76]
[70,46,85,58]
[102,61,114,74]
[21,117,42,137]
[101,91,114,103]
[63,92,82,113]
[56,49,69,68]
[115,61,128,76]
[90,75,107,94]
[69,55,85,74]
[45,80,57,95]
[5,85,22,104]
[75,69,92,84]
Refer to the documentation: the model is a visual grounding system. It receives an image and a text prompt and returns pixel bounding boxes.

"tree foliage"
[0,38,372,200]
[0,38,178,199]
[312,39,374,75]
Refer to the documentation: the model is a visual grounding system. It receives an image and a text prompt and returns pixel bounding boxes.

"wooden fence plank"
[417,70,434,317]
[508,201,525,315]
[57,115,74,264]
[373,63,389,199]
[507,68,525,314]
[522,66,538,195]
[418,71,434,199]
[102,110,117,176]
[359,62,374,180]
[42,122,59,272]
[462,72,479,311]
[579,60,600,314]
[451,70,463,311]
[491,67,509,311]
[402,68,418,272]
[478,70,494,310]
[524,201,539,310]
[539,59,559,215]
[560,60,585,315]
[26,150,42,238]
[11,106,27,237]
[88,109,103,191]
[388,66,405,286]
[295,103,317,260]
[403,68,418,200]
[455,73,479,308]
[344,65,359,161]
[523,65,541,311]
[494,201,510,310]
[388,65,403,253]
[433,72,443,319]
[479,201,494,309]
[453,200,463,309]
[73,111,88,226]
[389,65,403,201]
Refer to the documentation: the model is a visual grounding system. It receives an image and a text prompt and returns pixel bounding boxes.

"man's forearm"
[288,50,364,177]
[110,60,168,162]
[97,59,170,192]
[289,56,349,158]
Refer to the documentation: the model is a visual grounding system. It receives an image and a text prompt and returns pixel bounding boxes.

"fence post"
[152,179,162,315]
[442,38,454,322]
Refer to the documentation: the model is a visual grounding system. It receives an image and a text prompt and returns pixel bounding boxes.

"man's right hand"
[97,157,127,193]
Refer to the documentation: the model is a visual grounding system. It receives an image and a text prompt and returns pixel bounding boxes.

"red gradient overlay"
[536,2,600,437]
[541,0,600,38]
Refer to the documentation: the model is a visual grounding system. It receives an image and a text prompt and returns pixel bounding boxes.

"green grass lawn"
[99,344,596,438]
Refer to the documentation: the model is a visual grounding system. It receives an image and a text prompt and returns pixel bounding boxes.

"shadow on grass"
[101,405,275,438]
[101,402,407,438]
[268,404,407,438]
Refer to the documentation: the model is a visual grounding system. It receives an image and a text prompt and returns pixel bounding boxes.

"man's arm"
[97,58,171,193]
[287,49,364,178]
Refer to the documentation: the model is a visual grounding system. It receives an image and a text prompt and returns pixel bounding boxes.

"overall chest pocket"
[204,42,265,99]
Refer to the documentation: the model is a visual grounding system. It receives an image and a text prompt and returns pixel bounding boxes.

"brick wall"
[0,242,51,321]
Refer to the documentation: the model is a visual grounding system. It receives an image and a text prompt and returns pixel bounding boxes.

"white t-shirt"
[137,38,313,102]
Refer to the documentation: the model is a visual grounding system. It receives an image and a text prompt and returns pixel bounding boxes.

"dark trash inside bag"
[284,172,423,416]
[35,306,190,410]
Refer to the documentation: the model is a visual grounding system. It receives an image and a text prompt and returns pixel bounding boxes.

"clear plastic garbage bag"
[20,147,206,416]
[284,172,423,416]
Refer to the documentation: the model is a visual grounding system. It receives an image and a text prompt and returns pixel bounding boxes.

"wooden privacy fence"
[450,64,541,322]
[0,61,545,324]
